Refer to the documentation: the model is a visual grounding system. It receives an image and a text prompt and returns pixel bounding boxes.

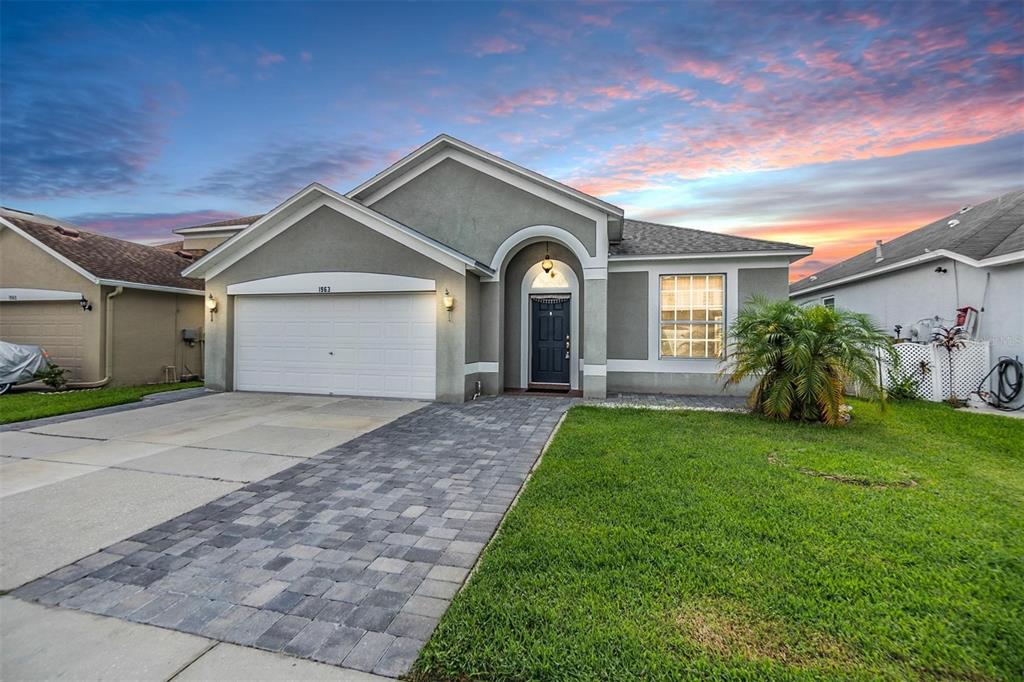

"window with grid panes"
[659,274,725,358]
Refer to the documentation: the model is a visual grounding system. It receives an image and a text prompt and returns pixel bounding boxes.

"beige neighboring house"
[0,207,206,387]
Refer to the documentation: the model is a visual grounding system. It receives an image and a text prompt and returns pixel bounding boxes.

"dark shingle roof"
[790,189,1024,294]
[611,219,811,257]
[177,215,263,230]
[2,210,203,291]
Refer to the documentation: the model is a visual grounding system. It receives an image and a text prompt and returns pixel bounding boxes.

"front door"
[531,296,570,385]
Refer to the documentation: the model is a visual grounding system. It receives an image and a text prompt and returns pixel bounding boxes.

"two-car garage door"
[234,293,436,400]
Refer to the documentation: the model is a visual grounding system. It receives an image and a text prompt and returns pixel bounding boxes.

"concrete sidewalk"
[1,597,387,681]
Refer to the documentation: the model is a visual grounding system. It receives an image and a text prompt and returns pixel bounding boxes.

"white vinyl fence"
[879,341,991,402]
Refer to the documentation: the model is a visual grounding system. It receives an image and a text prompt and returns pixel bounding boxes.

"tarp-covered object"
[0,340,49,385]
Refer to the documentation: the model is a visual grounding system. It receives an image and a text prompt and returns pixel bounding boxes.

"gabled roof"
[610,219,812,259]
[0,208,204,293]
[790,189,1024,295]
[182,183,493,279]
[347,133,624,219]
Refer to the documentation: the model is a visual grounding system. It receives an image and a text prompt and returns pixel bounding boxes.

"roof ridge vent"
[54,225,81,238]
[959,205,973,213]
[874,239,884,263]
[947,218,960,227]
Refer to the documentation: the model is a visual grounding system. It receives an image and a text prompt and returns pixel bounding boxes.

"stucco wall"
[206,205,467,402]
[501,242,584,389]
[369,158,598,264]
[738,267,789,309]
[792,259,1024,379]
[606,257,793,397]
[464,272,480,365]
[0,228,104,381]
[607,272,648,360]
[108,287,205,386]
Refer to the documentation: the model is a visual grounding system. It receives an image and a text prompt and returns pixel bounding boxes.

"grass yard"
[0,381,203,424]
[415,401,1024,681]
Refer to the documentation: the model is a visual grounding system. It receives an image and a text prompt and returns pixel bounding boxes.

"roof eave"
[609,248,813,262]
[789,248,1024,297]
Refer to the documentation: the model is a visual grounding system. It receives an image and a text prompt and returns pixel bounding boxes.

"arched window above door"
[531,268,569,289]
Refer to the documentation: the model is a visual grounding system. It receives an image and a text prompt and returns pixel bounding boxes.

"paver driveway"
[12,395,573,678]
[0,391,423,591]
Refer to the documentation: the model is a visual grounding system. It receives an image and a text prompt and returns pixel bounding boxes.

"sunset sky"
[2,1,1021,280]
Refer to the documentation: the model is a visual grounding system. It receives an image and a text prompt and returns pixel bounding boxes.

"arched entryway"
[501,241,584,391]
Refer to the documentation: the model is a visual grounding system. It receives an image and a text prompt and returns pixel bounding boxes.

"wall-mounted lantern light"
[206,293,218,320]
[443,288,455,322]
[541,242,554,277]
[79,295,92,311]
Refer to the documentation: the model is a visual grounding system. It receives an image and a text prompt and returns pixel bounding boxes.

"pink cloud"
[256,50,285,67]
[566,78,1023,197]
[488,87,564,116]
[470,36,524,57]
[989,41,1024,56]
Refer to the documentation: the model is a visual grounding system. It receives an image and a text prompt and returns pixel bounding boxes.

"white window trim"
[658,273,727,361]
[822,295,835,309]
[520,260,580,390]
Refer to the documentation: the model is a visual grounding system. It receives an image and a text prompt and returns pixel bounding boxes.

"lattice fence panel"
[883,343,938,401]
[934,340,990,401]
[881,341,991,402]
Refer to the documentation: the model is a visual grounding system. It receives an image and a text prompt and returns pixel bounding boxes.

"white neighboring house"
[790,189,1023,405]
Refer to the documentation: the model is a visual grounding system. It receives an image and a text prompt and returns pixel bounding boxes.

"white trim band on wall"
[583,364,607,376]
[465,362,499,375]
[1,288,82,302]
[227,272,436,296]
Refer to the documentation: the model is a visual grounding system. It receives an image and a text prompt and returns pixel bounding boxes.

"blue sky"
[1,1,1021,277]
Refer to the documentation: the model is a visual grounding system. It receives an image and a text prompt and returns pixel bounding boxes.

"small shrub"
[886,356,924,401]
[722,296,893,426]
[34,362,70,390]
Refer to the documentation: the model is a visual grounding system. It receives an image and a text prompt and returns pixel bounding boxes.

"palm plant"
[931,325,969,403]
[722,297,893,425]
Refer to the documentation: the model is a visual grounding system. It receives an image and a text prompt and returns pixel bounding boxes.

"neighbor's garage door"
[234,293,436,399]
[0,301,85,380]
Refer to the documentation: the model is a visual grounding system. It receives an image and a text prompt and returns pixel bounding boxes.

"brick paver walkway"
[13,395,573,677]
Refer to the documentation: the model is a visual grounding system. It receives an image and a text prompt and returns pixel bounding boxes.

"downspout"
[67,285,123,388]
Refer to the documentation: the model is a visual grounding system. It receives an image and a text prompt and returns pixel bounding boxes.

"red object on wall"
[956,306,978,326]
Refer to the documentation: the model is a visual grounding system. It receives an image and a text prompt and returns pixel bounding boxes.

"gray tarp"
[0,341,49,385]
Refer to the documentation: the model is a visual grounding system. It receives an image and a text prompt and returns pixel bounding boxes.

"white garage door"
[234,293,436,399]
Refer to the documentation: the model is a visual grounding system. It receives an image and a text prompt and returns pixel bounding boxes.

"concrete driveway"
[1,391,424,592]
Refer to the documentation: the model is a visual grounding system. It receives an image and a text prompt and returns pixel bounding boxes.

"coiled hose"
[975,357,1024,410]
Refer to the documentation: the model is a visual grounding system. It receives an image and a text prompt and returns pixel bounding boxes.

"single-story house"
[790,189,1023,400]
[182,134,812,402]
[0,208,206,386]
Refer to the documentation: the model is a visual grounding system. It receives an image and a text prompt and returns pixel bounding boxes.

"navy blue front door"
[531,297,570,384]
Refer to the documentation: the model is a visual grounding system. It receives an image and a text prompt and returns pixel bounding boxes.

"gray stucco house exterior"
[183,134,812,402]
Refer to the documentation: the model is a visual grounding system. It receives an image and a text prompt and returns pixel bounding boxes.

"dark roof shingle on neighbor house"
[611,219,811,257]
[1,209,204,291]
[790,189,1024,295]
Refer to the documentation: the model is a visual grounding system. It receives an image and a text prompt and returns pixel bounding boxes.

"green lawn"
[415,401,1024,681]
[0,381,203,424]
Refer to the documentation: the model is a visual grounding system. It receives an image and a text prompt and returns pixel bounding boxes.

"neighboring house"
[0,208,206,386]
[790,189,1024,366]
[182,134,812,402]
